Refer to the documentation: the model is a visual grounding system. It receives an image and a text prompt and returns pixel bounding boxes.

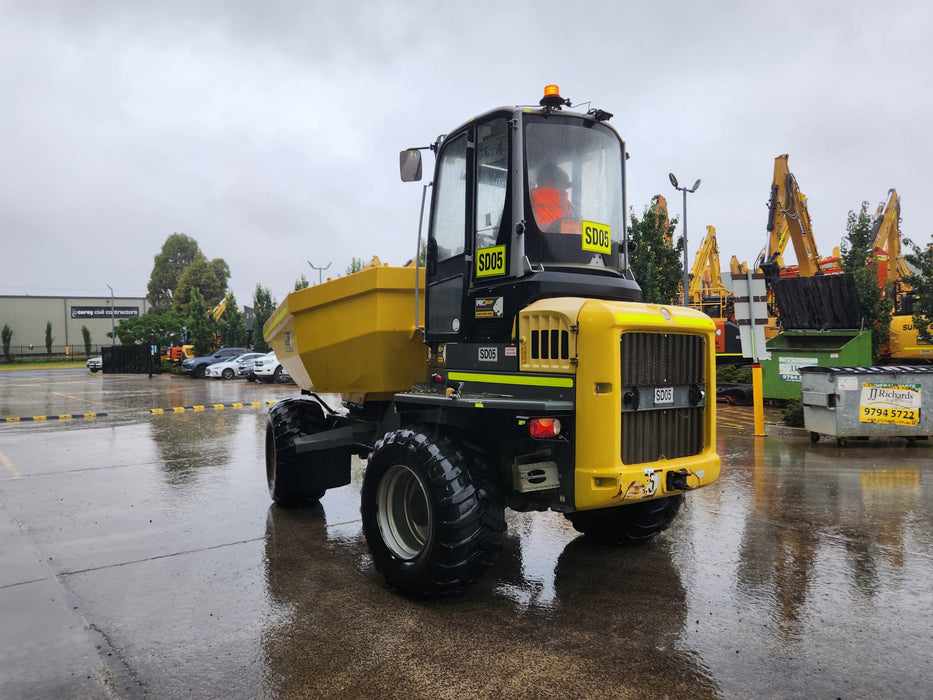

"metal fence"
[102,346,162,374]
[0,344,109,361]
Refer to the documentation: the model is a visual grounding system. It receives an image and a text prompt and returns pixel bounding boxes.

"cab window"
[524,119,624,268]
[431,133,467,260]
[474,118,509,251]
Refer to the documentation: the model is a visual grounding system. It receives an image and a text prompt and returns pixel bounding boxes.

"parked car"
[87,356,102,373]
[182,347,249,378]
[253,351,290,383]
[238,353,263,380]
[205,352,264,379]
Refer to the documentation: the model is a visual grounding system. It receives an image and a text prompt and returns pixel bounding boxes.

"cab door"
[425,131,470,343]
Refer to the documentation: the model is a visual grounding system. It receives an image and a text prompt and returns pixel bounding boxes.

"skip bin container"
[760,329,872,400]
[800,365,933,442]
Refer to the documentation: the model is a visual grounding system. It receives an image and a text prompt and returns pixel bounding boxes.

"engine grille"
[621,407,704,464]
[620,332,706,464]
[620,332,706,386]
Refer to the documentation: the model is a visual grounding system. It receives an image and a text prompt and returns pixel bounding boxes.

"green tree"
[840,202,892,360]
[173,253,230,314]
[294,274,310,291]
[345,257,364,276]
[629,201,683,304]
[188,288,214,356]
[1,324,12,361]
[81,325,92,356]
[45,321,54,356]
[252,284,277,353]
[114,311,188,346]
[147,233,200,313]
[903,234,933,342]
[217,293,249,348]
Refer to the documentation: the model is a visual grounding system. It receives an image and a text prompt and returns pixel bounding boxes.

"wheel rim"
[376,464,431,560]
[223,368,234,379]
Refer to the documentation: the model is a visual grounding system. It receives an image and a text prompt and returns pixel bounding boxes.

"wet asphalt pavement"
[1,369,932,699]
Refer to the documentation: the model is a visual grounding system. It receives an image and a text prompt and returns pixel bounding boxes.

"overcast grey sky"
[2,0,930,307]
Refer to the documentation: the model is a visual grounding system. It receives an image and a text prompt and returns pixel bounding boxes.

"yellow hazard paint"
[0,450,20,478]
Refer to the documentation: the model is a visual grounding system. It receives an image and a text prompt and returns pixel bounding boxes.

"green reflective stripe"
[447,371,573,388]
[266,305,289,336]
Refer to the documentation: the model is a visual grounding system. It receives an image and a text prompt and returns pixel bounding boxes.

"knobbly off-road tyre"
[564,495,684,545]
[361,427,505,597]
[265,398,330,506]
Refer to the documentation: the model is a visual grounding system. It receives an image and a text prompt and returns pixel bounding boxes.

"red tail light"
[529,417,562,439]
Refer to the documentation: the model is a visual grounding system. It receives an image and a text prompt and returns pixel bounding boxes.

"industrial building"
[0,294,150,357]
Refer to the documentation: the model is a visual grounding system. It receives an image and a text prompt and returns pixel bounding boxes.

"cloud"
[1,0,932,308]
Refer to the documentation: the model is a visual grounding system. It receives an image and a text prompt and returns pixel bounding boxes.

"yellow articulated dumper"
[263,85,721,597]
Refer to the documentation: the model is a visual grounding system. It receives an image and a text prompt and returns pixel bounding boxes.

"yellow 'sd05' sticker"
[476,244,506,278]
[582,221,611,255]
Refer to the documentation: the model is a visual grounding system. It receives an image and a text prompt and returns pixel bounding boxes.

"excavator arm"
[689,225,728,305]
[871,189,909,285]
[757,154,823,279]
[652,194,671,246]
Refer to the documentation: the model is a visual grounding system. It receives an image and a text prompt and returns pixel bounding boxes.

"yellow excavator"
[755,154,824,281]
[752,154,847,337]
[651,194,672,246]
[689,225,729,307]
[689,225,742,361]
[874,190,933,360]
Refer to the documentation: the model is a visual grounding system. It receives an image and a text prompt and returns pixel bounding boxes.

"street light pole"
[307,260,332,285]
[668,173,701,307]
[106,284,115,346]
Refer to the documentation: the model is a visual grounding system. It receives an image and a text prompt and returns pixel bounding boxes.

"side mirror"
[399,149,422,182]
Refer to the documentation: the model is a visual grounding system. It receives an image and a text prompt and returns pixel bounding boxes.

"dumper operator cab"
[401,86,641,347]
[262,86,720,598]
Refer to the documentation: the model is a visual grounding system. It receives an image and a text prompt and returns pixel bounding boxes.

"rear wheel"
[265,399,331,505]
[361,428,504,596]
[564,495,684,544]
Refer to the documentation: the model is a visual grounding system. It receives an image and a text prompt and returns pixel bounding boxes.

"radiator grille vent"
[620,332,706,464]
[621,408,704,464]
[620,332,706,385]
[531,329,570,360]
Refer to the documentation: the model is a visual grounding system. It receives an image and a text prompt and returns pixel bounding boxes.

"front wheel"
[222,367,235,379]
[361,428,504,596]
[564,495,684,545]
[265,399,331,506]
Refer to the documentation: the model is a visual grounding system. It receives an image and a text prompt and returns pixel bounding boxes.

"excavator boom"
[689,225,728,305]
[758,154,823,279]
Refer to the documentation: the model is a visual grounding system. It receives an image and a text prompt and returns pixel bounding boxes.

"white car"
[253,351,290,383]
[237,354,264,379]
[87,356,102,373]
[204,353,263,379]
